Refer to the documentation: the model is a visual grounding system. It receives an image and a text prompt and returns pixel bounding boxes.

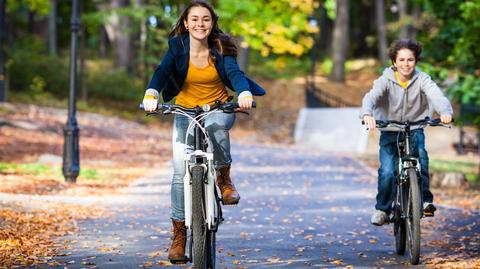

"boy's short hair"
[388,39,422,63]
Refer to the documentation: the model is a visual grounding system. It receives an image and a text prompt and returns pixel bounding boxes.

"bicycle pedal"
[424,212,434,217]
[222,201,239,206]
[169,256,188,264]
[220,198,240,205]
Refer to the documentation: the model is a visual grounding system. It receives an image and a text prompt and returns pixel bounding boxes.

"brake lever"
[162,109,173,115]
[235,109,250,115]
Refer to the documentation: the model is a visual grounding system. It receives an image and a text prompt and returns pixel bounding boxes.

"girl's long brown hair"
[169,0,237,57]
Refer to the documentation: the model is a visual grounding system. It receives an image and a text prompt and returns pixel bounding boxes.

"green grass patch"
[430,159,479,183]
[80,168,100,181]
[0,162,101,181]
[0,162,55,176]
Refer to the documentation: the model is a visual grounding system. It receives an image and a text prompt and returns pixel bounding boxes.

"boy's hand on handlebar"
[142,97,158,112]
[363,115,376,131]
[440,114,452,124]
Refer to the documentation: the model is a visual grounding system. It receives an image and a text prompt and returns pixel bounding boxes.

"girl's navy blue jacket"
[147,34,266,102]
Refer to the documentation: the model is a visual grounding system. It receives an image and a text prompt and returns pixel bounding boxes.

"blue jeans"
[376,129,433,214]
[170,111,236,221]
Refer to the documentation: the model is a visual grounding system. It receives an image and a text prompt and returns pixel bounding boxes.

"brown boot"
[168,219,187,263]
[216,166,240,205]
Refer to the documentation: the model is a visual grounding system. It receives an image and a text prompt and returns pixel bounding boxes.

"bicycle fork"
[398,157,424,218]
[184,150,217,230]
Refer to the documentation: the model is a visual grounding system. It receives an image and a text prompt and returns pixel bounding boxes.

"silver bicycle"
[143,101,252,268]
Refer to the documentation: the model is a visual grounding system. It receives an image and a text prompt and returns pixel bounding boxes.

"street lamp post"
[306,15,320,108]
[62,0,80,182]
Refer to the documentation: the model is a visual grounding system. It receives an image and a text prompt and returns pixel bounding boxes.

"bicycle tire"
[394,183,407,255]
[407,168,421,265]
[191,165,207,269]
[205,230,216,268]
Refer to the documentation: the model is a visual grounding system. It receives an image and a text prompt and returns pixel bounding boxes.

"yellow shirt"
[394,71,410,89]
[175,60,229,108]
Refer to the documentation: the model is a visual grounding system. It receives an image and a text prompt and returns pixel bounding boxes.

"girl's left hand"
[238,91,253,110]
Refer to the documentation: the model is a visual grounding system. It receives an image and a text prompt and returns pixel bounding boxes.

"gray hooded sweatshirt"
[360,67,453,129]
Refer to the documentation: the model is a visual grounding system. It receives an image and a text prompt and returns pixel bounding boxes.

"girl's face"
[393,48,416,79]
[184,6,213,42]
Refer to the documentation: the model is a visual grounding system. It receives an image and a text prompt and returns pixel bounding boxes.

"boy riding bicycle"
[360,39,453,226]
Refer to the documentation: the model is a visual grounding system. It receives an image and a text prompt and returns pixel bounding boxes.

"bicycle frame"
[176,109,223,231]
[141,101,251,268]
[396,125,423,220]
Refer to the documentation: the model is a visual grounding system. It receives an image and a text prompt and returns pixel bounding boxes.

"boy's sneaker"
[371,210,388,226]
[423,202,436,217]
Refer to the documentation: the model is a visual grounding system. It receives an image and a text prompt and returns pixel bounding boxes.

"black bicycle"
[142,101,253,269]
[373,117,451,265]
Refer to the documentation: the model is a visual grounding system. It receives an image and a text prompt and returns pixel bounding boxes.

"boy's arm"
[420,74,454,117]
[360,76,388,119]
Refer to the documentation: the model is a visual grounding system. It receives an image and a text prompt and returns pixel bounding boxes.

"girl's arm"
[146,41,176,94]
[223,55,250,95]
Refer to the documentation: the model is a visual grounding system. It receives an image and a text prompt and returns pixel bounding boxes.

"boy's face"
[393,48,416,79]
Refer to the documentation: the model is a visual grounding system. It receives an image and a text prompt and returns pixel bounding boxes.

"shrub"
[86,69,144,101]
[7,37,70,98]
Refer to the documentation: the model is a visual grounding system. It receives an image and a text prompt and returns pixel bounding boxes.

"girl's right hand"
[143,96,158,112]
[363,115,376,131]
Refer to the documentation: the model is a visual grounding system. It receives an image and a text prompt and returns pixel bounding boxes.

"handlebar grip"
[139,103,162,111]
[239,101,257,108]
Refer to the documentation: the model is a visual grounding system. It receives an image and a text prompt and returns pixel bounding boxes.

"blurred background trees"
[0,0,479,123]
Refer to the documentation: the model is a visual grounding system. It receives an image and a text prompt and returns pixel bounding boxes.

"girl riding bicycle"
[142,0,265,263]
[361,39,453,226]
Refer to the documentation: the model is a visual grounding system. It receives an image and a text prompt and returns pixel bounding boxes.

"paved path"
[7,143,476,268]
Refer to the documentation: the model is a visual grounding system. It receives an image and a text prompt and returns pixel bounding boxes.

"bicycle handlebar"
[361,117,453,129]
[139,101,256,114]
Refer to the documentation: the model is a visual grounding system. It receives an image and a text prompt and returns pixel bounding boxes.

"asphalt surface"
[36,143,478,269]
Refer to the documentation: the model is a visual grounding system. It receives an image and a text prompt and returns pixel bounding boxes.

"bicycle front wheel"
[406,168,421,265]
[205,230,216,268]
[394,182,407,255]
[191,165,207,269]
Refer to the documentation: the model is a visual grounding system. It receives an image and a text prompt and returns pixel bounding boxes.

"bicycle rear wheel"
[394,182,407,255]
[406,168,421,265]
[191,166,207,269]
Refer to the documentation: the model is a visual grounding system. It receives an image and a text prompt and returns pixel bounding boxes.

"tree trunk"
[48,0,57,56]
[318,3,332,57]
[79,0,86,102]
[28,10,35,33]
[237,36,249,73]
[398,0,408,39]
[375,0,388,65]
[99,26,108,58]
[410,4,421,40]
[0,0,6,101]
[131,0,147,81]
[330,0,349,82]
[101,0,133,73]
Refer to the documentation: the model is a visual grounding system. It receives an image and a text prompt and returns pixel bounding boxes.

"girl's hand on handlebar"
[440,114,452,124]
[238,91,253,110]
[363,115,376,131]
[142,96,158,112]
